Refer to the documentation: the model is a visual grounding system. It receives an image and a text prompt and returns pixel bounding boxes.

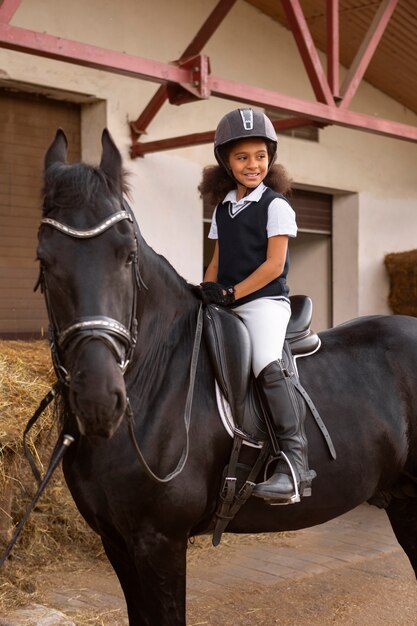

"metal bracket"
[167,54,210,105]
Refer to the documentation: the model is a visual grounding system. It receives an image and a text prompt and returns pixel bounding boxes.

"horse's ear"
[100,128,122,190]
[44,128,68,171]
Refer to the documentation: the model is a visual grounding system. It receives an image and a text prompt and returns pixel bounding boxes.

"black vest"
[217,187,291,306]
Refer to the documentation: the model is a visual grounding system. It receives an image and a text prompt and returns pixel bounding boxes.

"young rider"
[199,108,316,503]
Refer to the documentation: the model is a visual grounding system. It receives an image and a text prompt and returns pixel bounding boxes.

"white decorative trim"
[239,108,254,130]
[215,382,262,449]
[292,337,322,376]
[228,200,253,219]
[41,211,131,238]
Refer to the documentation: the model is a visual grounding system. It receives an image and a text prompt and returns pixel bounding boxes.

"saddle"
[205,295,332,445]
[203,295,336,545]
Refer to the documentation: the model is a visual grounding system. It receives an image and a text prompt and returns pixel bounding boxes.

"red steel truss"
[129,0,238,142]
[0,0,19,23]
[0,0,415,158]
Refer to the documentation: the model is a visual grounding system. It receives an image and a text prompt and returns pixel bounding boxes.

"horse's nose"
[71,383,127,439]
[68,341,127,438]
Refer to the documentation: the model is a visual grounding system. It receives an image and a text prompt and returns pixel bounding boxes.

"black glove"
[200,282,235,306]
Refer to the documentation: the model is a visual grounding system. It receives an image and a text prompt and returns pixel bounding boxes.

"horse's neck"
[128,240,198,405]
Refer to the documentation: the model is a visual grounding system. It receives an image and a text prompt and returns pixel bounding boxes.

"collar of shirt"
[222,182,267,213]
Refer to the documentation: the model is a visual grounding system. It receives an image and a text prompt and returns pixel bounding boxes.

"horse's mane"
[42,162,130,214]
[127,239,201,407]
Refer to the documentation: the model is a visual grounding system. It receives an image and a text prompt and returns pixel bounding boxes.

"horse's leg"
[103,530,188,626]
[386,496,417,578]
[101,535,146,624]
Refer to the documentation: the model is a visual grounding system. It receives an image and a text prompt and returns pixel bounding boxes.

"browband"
[40,210,132,239]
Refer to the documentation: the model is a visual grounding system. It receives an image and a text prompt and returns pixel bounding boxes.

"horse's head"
[38,129,139,439]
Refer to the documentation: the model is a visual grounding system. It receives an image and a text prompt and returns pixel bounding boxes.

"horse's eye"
[126,251,136,266]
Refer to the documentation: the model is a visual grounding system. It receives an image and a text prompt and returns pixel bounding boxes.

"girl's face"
[228,138,269,198]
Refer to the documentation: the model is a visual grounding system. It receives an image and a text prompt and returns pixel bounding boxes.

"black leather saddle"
[204,295,331,450]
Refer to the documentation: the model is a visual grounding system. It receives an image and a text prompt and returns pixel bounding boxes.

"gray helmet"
[214,108,277,173]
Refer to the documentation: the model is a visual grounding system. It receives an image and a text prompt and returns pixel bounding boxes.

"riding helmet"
[214,108,278,174]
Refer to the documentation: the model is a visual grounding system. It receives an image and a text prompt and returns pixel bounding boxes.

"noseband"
[38,203,141,382]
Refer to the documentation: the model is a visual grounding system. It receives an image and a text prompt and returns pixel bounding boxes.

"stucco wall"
[2,0,417,323]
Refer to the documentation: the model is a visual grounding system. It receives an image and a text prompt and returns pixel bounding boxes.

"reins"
[127,304,203,483]
[0,385,74,568]
[22,381,63,484]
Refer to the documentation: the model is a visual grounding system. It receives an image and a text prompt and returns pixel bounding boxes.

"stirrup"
[268,451,300,506]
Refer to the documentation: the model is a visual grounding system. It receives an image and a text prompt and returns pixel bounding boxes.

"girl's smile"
[228,138,269,199]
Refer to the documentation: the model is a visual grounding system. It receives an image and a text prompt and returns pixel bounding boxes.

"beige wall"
[2,0,417,324]
[289,233,331,331]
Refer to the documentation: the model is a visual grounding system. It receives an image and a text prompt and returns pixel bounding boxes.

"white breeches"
[233,298,291,378]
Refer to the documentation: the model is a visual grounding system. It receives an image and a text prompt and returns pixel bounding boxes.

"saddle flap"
[203,305,251,423]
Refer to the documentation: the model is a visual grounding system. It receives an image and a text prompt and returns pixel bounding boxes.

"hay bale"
[0,340,55,544]
[384,249,417,316]
[0,450,18,544]
[0,340,101,613]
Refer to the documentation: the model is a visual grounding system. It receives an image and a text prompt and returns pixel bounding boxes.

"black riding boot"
[252,360,316,503]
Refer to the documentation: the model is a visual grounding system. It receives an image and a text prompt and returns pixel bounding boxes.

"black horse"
[37,128,417,625]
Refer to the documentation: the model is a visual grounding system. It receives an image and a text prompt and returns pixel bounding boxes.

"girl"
[199,108,316,502]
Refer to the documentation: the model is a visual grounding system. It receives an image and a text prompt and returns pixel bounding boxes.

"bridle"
[37,200,143,383]
[36,198,203,484]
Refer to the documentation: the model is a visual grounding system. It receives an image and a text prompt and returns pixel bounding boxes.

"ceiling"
[245,0,417,115]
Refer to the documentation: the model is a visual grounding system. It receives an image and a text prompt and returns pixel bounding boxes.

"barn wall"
[0,91,81,335]
[1,0,416,326]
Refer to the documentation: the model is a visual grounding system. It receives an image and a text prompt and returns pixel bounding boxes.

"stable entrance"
[0,89,81,337]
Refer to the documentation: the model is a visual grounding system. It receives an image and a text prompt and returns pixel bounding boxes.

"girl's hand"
[199,282,235,306]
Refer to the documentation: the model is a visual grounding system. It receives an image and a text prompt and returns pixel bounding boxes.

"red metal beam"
[130,87,168,137]
[180,0,238,60]
[131,117,319,158]
[326,0,339,99]
[0,0,21,23]
[208,74,417,143]
[130,0,237,140]
[0,22,190,84]
[131,131,215,157]
[0,15,416,145]
[281,0,334,106]
[339,0,398,109]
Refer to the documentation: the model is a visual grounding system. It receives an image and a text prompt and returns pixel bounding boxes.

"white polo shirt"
[208,183,297,239]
